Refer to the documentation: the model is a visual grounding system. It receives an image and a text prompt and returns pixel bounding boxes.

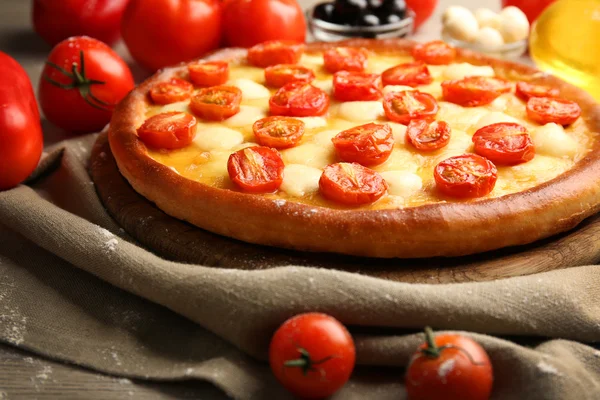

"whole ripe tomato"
[406,327,493,400]
[121,0,222,72]
[502,0,557,24]
[32,0,129,47]
[223,0,306,48]
[39,36,134,134]
[269,312,356,399]
[406,0,438,31]
[0,52,43,191]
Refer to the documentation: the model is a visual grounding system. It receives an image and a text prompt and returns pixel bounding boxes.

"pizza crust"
[108,39,600,258]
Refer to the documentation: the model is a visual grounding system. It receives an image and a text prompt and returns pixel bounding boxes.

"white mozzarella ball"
[160,101,190,113]
[388,122,408,145]
[312,130,339,147]
[194,127,244,151]
[444,12,479,42]
[442,6,473,24]
[296,117,327,129]
[443,63,495,80]
[531,123,579,158]
[382,85,415,95]
[380,171,423,197]
[223,105,266,127]
[281,143,334,169]
[475,27,505,48]
[337,101,385,122]
[230,78,271,99]
[474,8,502,29]
[499,6,530,43]
[474,112,520,131]
[280,164,323,197]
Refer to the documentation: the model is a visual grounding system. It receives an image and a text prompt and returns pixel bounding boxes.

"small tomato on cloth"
[39,36,134,134]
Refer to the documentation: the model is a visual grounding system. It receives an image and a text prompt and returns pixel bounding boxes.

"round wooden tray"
[89,132,600,283]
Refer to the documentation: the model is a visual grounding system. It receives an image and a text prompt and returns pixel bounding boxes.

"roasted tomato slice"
[319,162,387,205]
[434,154,498,198]
[227,146,284,193]
[269,82,329,117]
[382,62,433,87]
[406,120,451,152]
[149,78,194,105]
[190,85,242,121]
[442,76,512,107]
[188,61,229,87]
[383,90,439,124]
[264,64,315,88]
[526,96,581,126]
[515,81,559,101]
[472,122,535,165]
[323,47,368,73]
[253,116,305,149]
[247,40,304,68]
[333,71,382,102]
[412,40,457,65]
[332,123,394,166]
[137,112,197,150]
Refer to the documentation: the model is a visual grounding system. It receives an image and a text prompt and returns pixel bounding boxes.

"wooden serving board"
[90,133,600,284]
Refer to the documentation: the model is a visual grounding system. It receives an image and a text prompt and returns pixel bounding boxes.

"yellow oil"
[529,0,600,101]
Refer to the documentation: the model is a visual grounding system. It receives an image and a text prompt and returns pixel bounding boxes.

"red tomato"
[188,61,229,87]
[383,90,439,124]
[502,0,557,24]
[333,71,382,102]
[227,146,284,193]
[223,0,306,48]
[253,116,305,149]
[264,64,315,88]
[269,82,329,117]
[526,97,581,126]
[269,313,355,399]
[412,41,456,65]
[0,52,43,191]
[320,163,387,205]
[247,41,304,68]
[434,154,498,198]
[121,0,222,72]
[406,0,439,31]
[190,86,242,121]
[39,36,134,134]
[382,62,433,87]
[473,123,535,165]
[323,47,368,73]
[149,78,194,105]
[32,0,129,47]
[332,123,394,166]
[406,119,451,151]
[442,77,512,107]
[406,327,493,400]
[137,112,197,150]
[515,81,559,101]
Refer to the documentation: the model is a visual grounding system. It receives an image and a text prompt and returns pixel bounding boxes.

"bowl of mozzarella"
[441,6,529,59]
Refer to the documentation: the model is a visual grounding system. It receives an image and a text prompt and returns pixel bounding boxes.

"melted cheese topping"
[144,50,597,210]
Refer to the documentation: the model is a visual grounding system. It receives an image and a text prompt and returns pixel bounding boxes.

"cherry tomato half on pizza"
[526,97,581,126]
[190,86,242,121]
[434,154,498,198]
[320,163,388,206]
[333,71,382,102]
[188,61,229,87]
[412,41,457,65]
[406,120,452,152]
[442,77,512,107]
[269,313,356,399]
[472,123,535,165]
[323,47,368,73]
[332,123,394,166]
[227,146,285,193]
[406,327,493,400]
[515,81,559,101]
[253,116,305,149]
[149,78,194,105]
[383,90,439,124]
[382,62,433,87]
[247,40,305,68]
[137,112,197,150]
[269,82,330,117]
[264,64,315,88]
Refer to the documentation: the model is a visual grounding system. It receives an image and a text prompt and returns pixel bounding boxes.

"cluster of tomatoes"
[269,312,493,399]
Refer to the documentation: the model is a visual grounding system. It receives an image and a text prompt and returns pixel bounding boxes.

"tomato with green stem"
[39,36,134,134]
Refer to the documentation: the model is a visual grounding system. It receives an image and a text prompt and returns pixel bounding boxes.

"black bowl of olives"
[308,0,414,41]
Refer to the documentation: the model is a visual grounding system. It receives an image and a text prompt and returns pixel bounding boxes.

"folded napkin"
[0,133,599,399]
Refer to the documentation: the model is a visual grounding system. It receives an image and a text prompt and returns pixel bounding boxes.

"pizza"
[107,39,600,258]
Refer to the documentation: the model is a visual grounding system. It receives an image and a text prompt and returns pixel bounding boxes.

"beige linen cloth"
[0,133,599,399]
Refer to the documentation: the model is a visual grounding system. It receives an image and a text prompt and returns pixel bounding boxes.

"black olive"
[313,2,335,22]
[380,0,406,13]
[384,14,402,24]
[368,0,383,9]
[359,13,381,26]
[332,0,369,25]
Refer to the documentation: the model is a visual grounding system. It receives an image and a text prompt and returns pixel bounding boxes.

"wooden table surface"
[0,0,501,398]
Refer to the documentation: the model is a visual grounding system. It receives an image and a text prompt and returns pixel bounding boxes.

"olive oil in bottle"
[529,0,600,100]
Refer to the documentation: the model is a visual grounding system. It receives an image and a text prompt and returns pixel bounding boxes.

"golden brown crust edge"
[108,39,600,258]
